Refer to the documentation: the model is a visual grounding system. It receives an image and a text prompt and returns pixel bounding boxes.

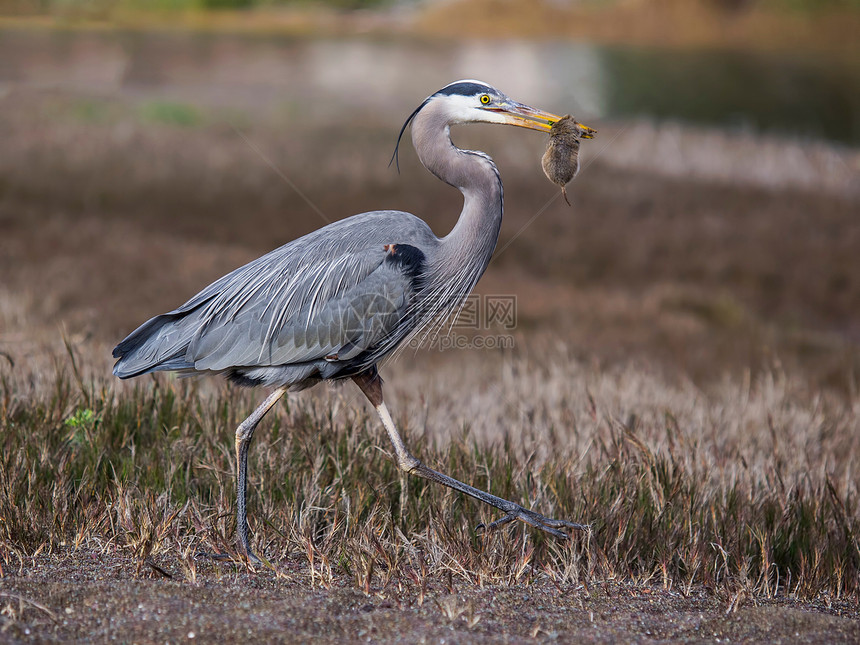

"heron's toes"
[476,506,589,540]
[194,550,233,561]
[476,514,517,534]
[539,517,591,531]
[193,548,265,566]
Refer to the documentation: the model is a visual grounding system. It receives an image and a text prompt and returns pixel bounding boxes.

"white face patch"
[434,93,510,126]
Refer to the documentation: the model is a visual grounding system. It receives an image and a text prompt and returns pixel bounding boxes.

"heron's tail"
[112,310,202,379]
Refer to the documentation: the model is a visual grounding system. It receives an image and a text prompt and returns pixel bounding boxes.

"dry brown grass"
[1,342,859,639]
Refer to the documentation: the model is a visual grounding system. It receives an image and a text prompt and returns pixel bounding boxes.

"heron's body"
[114,211,439,387]
[113,80,595,560]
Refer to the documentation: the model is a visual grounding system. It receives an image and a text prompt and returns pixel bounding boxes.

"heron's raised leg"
[235,386,287,562]
[352,369,586,539]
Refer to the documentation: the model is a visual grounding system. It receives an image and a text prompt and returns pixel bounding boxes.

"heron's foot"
[237,527,263,564]
[194,549,265,565]
[193,550,233,562]
[241,547,263,565]
[476,506,589,540]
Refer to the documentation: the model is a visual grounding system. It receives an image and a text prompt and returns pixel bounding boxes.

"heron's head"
[392,79,595,169]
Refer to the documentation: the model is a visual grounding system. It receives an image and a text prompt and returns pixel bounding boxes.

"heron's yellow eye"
[480,94,491,105]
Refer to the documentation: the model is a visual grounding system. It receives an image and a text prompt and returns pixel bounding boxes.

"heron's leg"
[399,470,409,526]
[352,370,587,540]
[235,386,287,562]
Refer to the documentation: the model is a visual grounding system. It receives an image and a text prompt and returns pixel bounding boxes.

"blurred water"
[1,29,857,145]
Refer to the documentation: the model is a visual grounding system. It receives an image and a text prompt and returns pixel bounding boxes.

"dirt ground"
[1,550,858,643]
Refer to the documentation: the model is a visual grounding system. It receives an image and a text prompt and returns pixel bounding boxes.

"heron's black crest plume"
[435,81,494,97]
[390,98,429,173]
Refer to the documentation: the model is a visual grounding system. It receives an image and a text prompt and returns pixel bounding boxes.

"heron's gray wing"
[113,248,383,375]
[187,250,415,371]
[113,210,437,379]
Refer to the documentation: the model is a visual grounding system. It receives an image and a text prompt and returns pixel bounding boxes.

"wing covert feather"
[184,213,433,371]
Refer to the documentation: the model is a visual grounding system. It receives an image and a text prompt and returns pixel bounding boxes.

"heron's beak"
[487,102,596,138]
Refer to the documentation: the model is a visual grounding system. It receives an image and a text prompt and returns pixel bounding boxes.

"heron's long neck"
[411,106,503,295]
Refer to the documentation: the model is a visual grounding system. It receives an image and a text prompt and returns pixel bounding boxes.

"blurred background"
[0,0,858,393]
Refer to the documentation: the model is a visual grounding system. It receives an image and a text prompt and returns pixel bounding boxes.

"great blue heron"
[113,79,595,561]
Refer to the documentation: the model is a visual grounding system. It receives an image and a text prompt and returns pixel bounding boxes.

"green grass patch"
[139,101,204,127]
[69,98,114,124]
